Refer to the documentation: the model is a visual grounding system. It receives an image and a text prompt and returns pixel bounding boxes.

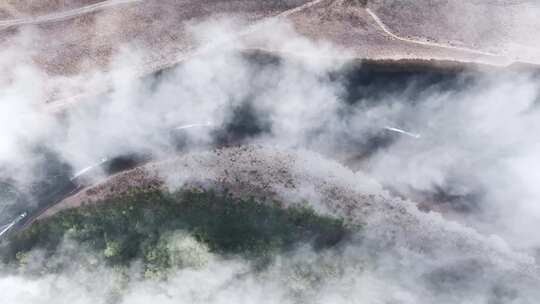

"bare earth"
[2,0,539,107]
[368,0,540,61]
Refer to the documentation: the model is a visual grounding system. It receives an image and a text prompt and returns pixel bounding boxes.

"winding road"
[0,0,141,27]
[0,0,322,28]
[365,8,501,58]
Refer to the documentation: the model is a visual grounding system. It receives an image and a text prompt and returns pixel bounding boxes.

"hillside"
[1,0,533,107]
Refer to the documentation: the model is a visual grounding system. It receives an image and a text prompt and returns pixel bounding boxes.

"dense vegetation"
[1,188,349,277]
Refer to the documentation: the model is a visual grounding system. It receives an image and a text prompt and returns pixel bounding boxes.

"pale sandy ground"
[1,0,538,108]
[368,0,540,62]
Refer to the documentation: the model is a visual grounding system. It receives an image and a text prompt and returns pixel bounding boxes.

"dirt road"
[365,8,503,58]
[0,0,141,27]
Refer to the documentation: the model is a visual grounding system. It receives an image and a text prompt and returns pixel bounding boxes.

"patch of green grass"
[1,189,350,275]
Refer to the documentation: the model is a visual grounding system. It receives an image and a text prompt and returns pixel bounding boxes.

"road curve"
[0,0,142,27]
[365,8,503,58]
